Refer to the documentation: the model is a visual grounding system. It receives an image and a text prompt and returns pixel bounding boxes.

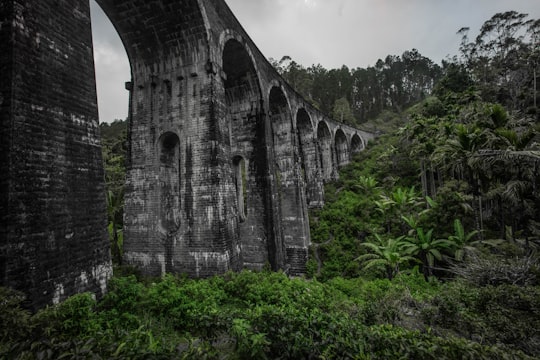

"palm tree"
[356,234,416,280]
[448,219,502,260]
[375,187,423,234]
[448,219,479,261]
[402,227,455,279]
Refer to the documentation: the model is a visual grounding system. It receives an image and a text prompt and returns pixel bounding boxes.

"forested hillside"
[1,11,539,359]
[309,10,539,281]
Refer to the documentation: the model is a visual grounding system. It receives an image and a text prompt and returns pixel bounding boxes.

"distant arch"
[296,108,319,205]
[269,86,289,115]
[269,86,292,177]
[351,133,364,154]
[317,121,333,180]
[334,129,349,167]
[269,86,293,173]
[296,108,313,175]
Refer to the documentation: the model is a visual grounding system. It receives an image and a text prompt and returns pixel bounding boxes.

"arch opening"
[90,1,130,124]
[269,87,308,274]
[222,38,269,271]
[317,121,333,181]
[296,108,320,207]
[351,134,364,154]
[223,39,261,107]
[335,129,350,168]
[296,109,312,177]
[269,86,293,179]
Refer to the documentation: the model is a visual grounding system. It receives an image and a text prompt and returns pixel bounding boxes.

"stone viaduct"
[1,0,373,308]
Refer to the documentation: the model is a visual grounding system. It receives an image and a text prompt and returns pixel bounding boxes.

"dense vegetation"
[1,271,539,358]
[100,120,127,265]
[1,11,539,359]
[309,11,540,282]
[273,10,538,129]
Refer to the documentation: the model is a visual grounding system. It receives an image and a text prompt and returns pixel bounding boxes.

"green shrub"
[33,292,100,338]
[424,281,540,356]
[364,324,531,360]
[2,271,537,359]
[0,287,32,344]
[142,274,228,337]
[99,275,146,314]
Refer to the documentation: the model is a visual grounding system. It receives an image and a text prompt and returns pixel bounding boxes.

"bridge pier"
[0,0,112,309]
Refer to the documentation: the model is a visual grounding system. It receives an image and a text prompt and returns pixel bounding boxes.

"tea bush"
[2,271,537,359]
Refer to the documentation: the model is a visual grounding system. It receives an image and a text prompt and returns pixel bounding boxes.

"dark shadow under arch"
[334,129,349,168]
[317,121,333,181]
[296,108,322,207]
[351,133,364,154]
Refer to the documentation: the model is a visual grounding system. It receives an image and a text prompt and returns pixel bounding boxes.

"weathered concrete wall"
[0,0,112,309]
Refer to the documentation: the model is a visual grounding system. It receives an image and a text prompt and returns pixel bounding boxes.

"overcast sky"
[90,0,540,123]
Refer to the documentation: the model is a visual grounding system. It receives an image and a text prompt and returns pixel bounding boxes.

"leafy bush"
[364,324,531,360]
[424,280,540,356]
[2,273,537,359]
[143,274,228,337]
[0,287,31,344]
[33,292,101,338]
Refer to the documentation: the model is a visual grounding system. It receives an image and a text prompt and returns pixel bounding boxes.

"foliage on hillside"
[1,271,539,359]
[271,49,442,127]
[310,93,539,281]
[271,11,539,130]
[309,11,539,282]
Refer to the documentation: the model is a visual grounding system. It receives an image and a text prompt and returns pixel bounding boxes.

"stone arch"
[334,129,349,167]
[222,38,262,105]
[269,86,294,172]
[218,30,262,85]
[96,0,207,66]
[351,133,364,154]
[296,108,313,178]
[317,121,333,181]
[158,131,181,274]
[296,108,321,207]
[222,38,269,271]
[269,86,308,274]
[268,86,291,271]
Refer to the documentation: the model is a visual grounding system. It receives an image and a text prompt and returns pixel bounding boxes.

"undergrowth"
[1,271,538,359]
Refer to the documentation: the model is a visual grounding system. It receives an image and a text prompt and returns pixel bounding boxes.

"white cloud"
[91,2,130,123]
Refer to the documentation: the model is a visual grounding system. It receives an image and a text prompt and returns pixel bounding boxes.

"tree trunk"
[420,159,428,197]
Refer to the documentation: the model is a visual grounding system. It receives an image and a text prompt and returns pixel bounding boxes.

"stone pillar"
[0,0,112,310]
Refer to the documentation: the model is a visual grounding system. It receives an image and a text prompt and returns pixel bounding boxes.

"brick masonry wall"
[0,1,14,289]
[0,0,112,309]
[99,0,243,277]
